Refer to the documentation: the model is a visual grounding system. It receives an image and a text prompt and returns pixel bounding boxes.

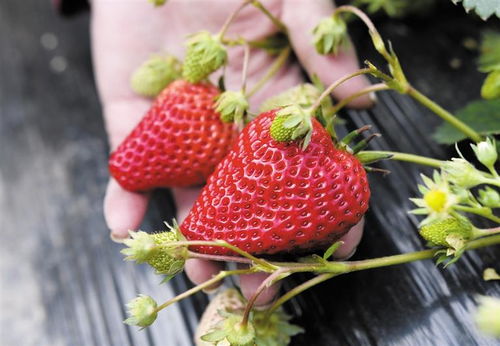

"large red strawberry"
[109,80,236,191]
[180,108,370,255]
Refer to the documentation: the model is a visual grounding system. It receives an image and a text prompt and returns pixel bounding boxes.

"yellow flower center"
[424,190,447,212]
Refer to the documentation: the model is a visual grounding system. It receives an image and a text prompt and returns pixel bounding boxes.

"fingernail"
[202,286,221,295]
[254,300,275,311]
[340,246,357,261]
[369,91,378,103]
[110,232,129,243]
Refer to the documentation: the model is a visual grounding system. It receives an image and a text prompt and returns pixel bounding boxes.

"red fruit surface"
[109,80,236,191]
[181,109,370,255]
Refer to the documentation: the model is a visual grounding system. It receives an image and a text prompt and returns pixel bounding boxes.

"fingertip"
[332,217,365,260]
[239,272,281,308]
[185,259,225,292]
[104,179,150,239]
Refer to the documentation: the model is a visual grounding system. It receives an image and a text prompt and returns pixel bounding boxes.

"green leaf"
[478,31,500,72]
[433,99,500,144]
[451,0,500,20]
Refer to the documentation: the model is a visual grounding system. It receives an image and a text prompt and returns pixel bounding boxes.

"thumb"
[281,0,374,108]
[102,100,152,240]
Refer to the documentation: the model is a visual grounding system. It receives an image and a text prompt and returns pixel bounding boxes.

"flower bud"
[443,158,486,188]
[148,0,167,6]
[312,15,347,55]
[471,137,498,172]
[124,295,158,328]
[478,186,500,208]
[481,70,500,100]
[121,231,158,263]
[475,296,500,337]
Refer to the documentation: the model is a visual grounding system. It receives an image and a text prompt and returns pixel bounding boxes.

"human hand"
[91,0,373,307]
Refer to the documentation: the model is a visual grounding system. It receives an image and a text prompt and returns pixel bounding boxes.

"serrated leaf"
[478,31,500,72]
[452,0,500,19]
[433,99,500,144]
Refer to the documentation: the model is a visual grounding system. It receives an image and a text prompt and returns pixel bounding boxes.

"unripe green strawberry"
[124,295,158,328]
[147,231,186,276]
[419,217,473,246]
[131,55,181,98]
[270,113,295,142]
[259,84,321,113]
[481,70,500,100]
[182,31,227,83]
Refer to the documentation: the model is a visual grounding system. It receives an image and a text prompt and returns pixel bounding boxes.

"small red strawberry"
[109,80,236,191]
[180,108,370,255]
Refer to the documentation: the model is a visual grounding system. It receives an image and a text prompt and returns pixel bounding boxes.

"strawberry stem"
[250,0,287,32]
[154,269,253,313]
[453,205,500,223]
[264,234,500,317]
[358,150,444,168]
[472,227,500,239]
[241,44,251,93]
[241,268,289,326]
[218,0,253,41]
[328,83,389,115]
[406,87,483,143]
[166,240,278,271]
[247,46,291,98]
[309,68,374,113]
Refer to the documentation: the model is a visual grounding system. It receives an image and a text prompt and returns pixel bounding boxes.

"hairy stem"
[359,150,444,168]
[453,205,500,224]
[167,240,277,271]
[407,87,483,143]
[247,46,291,98]
[266,234,500,316]
[241,268,289,326]
[329,83,389,114]
[218,0,253,40]
[251,0,287,32]
[310,68,374,112]
[155,269,253,313]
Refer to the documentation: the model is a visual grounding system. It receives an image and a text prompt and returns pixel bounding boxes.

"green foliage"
[433,99,500,144]
[478,31,500,72]
[451,0,500,20]
[355,0,435,18]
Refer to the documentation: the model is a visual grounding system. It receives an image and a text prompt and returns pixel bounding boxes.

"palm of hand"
[92,0,370,306]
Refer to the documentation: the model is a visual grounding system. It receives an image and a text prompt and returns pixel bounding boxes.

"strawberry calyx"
[269,104,314,149]
[214,90,249,128]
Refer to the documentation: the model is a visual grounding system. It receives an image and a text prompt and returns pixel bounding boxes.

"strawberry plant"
[111,1,500,344]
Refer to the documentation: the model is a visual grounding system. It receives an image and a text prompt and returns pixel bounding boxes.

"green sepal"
[355,151,393,165]
[214,90,249,127]
[312,14,348,55]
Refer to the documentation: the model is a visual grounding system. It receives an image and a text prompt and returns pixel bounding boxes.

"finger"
[332,217,365,260]
[104,179,150,241]
[281,0,374,108]
[185,259,225,293]
[239,270,282,308]
[171,187,203,223]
